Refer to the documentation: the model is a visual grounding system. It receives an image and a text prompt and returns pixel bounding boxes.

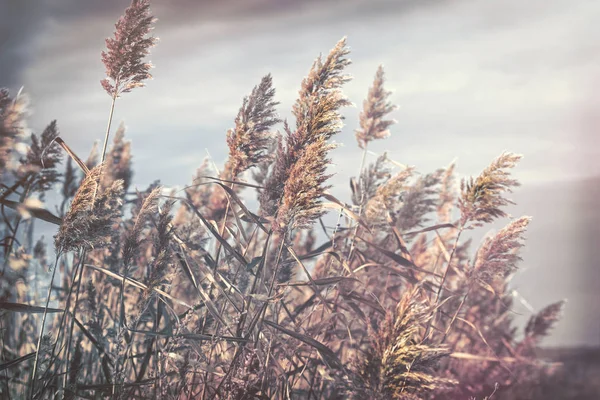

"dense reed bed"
[1,1,571,399]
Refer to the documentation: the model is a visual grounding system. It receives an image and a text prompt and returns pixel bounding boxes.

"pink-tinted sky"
[1,0,599,346]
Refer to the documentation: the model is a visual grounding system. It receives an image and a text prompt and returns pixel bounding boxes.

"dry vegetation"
[0,1,573,399]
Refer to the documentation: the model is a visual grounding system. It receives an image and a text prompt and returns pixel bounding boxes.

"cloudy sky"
[1,0,599,346]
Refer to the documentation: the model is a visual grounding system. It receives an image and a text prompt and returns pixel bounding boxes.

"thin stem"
[101,94,118,165]
[62,251,86,398]
[346,143,368,264]
[31,255,60,399]
[434,229,463,305]
[93,92,118,201]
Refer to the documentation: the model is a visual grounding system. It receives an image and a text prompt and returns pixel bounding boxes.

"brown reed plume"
[100,0,157,99]
[121,186,161,268]
[351,152,391,207]
[355,65,397,150]
[472,216,532,283]
[525,300,566,343]
[25,120,63,192]
[54,164,124,253]
[209,74,281,239]
[459,152,522,228]
[364,165,414,226]
[352,64,396,249]
[347,288,456,399]
[100,0,157,169]
[261,38,351,233]
[225,74,281,180]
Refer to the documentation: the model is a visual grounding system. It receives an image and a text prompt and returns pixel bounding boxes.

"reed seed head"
[101,0,157,97]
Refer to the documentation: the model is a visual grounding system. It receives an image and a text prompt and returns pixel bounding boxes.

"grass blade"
[0,352,35,372]
[0,302,63,314]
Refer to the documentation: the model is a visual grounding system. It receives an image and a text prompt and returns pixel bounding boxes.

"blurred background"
[1,0,598,347]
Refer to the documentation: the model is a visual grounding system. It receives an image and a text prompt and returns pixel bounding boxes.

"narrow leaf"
[0,302,63,314]
[0,352,35,372]
[55,137,90,175]
[0,198,62,225]
[264,320,341,367]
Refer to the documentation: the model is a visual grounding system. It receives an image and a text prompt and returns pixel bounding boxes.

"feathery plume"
[349,289,455,399]
[395,170,443,232]
[144,200,174,300]
[225,74,280,180]
[101,0,157,97]
[459,152,522,228]
[261,38,351,228]
[276,136,335,231]
[122,186,161,268]
[0,88,29,173]
[355,65,397,149]
[291,38,352,146]
[351,153,392,207]
[365,167,414,225]
[101,121,133,192]
[55,164,124,252]
[24,120,63,191]
[525,300,566,340]
[472,216,531,283]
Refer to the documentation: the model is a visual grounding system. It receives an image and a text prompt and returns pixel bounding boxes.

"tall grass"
[0,1,570,399]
